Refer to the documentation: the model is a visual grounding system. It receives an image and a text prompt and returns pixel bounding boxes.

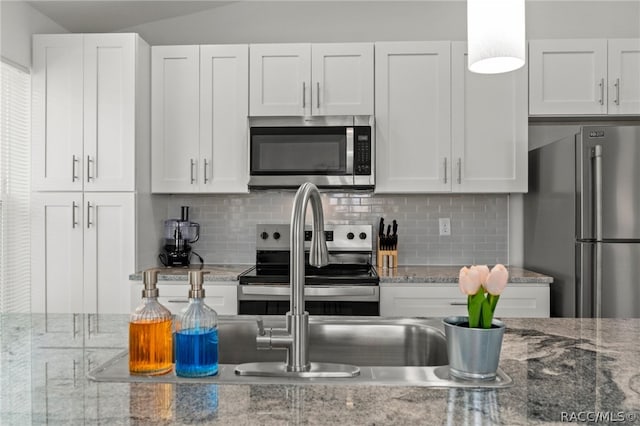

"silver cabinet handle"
[72,155,79,182]
[86,156,94,182]
[443,158,448,184]
[302,81,306,108]
[614,78,620,105]
[87,201,93,229]
[167,299,189,304]
[72,202,79,228]
[457,158,462,184]
[450,302,467,306]
[598,78,604,105]
[316,82,320,109]
[190,159,196,184]
[203,158,209,184]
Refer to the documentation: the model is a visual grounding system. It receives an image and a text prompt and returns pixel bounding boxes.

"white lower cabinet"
[380,284,550,318]
[31,192,136,314]
[130,281,239,315]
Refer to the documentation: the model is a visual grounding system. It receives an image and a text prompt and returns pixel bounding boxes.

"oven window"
[239,301,379,316]
[251,127,347,175]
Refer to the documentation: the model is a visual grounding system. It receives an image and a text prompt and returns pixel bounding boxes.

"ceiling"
[26,1,235,32]
[25,0,640,34]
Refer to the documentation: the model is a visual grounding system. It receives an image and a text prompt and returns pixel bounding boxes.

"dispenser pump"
[188,270,206,299]
[142,269,160,298]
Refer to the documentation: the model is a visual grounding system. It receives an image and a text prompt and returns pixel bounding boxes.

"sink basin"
[88,315,513,388]
[219,316,448,367]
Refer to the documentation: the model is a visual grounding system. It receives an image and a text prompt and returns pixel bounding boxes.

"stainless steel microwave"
[249,124,374,189]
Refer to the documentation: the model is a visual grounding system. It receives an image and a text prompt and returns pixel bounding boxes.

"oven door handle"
[240,286,377,297]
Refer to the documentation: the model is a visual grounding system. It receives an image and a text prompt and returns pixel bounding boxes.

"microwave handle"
[346,127,354,175]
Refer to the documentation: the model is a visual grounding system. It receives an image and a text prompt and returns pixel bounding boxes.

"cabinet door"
[83,193,135,314]
[151,45,200,193]
[608,39,640,115]
[83,34,137,191]
[529,39,607,115]
[375,41,451,193]
[249,44,310,116]
[451,43,528,193]
[31,193,84,313]
[199,45,249,193]
[32,35,84,191]
[311,43,374,116]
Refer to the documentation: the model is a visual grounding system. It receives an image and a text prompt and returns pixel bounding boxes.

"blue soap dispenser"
[174,270,219,377]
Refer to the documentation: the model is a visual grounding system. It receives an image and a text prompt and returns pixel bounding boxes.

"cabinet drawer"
[380,284,550,318]
[131,281,238,315]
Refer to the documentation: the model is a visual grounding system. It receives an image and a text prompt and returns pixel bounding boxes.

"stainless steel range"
[238,224,379,315]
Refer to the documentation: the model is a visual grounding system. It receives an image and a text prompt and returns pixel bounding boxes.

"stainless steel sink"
[219,316,448,367]
[88,315,513,388]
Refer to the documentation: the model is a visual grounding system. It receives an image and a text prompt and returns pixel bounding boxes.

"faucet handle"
[256,317,265,336]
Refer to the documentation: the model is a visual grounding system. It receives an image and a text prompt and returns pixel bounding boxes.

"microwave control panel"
[354,127,372,175]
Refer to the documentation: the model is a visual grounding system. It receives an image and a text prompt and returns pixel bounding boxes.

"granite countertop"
[1,314,638,425]
[130,264,553,285]
[377,265,553,284]
[129,264,251,282]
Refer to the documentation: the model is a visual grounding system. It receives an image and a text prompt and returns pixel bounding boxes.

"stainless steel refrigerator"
[524,125,640,318]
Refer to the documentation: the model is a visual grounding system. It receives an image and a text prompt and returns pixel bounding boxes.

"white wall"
[122,1,640,45]
[0,0,68,69]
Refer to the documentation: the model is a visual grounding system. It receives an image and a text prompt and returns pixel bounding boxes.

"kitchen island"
[2,314,638,425]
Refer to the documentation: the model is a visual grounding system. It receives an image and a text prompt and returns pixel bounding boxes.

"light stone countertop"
[130,264,553,285]
[377,265,554,285]
[1,314,638,425]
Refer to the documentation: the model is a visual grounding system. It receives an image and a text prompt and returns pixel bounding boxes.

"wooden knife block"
[377,237,398,269]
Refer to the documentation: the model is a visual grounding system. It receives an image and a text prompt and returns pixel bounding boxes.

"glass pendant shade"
[467,0,526,74]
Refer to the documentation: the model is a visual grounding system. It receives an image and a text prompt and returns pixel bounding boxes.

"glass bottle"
[174,270,219,377]
[129,268,173,375]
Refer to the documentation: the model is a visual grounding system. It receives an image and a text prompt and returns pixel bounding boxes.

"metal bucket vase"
[443,316,505,381]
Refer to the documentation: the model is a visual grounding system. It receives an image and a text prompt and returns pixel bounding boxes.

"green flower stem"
[481,297,492,328]
[467,292,484,328]
[489,294,500,314]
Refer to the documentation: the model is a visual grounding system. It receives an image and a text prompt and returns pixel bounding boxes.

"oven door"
[249,126,355,188]
[238,285,380,316]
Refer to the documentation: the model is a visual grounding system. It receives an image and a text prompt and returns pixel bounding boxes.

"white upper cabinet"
[607,39,640,115]
[152,44,249,193]
[451,42,528,193]
[199,45,249,193]
[249,43,374,116]
[32,34,141,191]
[151,45,200,193]
[529,39,640,116]
[375,41,451,193]
[375,41,527,194]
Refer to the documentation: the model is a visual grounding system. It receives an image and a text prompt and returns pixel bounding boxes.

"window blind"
[0,58,31,313]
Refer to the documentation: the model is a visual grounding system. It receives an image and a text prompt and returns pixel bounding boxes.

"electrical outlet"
[439,218,451,236]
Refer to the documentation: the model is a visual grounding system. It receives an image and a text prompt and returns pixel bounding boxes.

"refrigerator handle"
[591,145,603,318]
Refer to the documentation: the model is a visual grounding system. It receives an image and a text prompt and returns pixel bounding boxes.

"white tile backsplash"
[159,192,509,266]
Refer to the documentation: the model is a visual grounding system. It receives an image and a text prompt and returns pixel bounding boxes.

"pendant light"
[467,0,526,74]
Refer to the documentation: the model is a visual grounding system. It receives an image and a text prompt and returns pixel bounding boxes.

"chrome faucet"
[257,182,328,372]
[235,183,359,378]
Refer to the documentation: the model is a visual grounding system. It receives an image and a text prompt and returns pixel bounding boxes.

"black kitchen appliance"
[238,224,379,315]
[159,206,202,267]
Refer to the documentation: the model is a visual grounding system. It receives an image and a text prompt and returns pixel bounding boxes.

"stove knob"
[273,232,281,240]
[260,231,269,240]
[347,232,355,240]
[359,232,367,240]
